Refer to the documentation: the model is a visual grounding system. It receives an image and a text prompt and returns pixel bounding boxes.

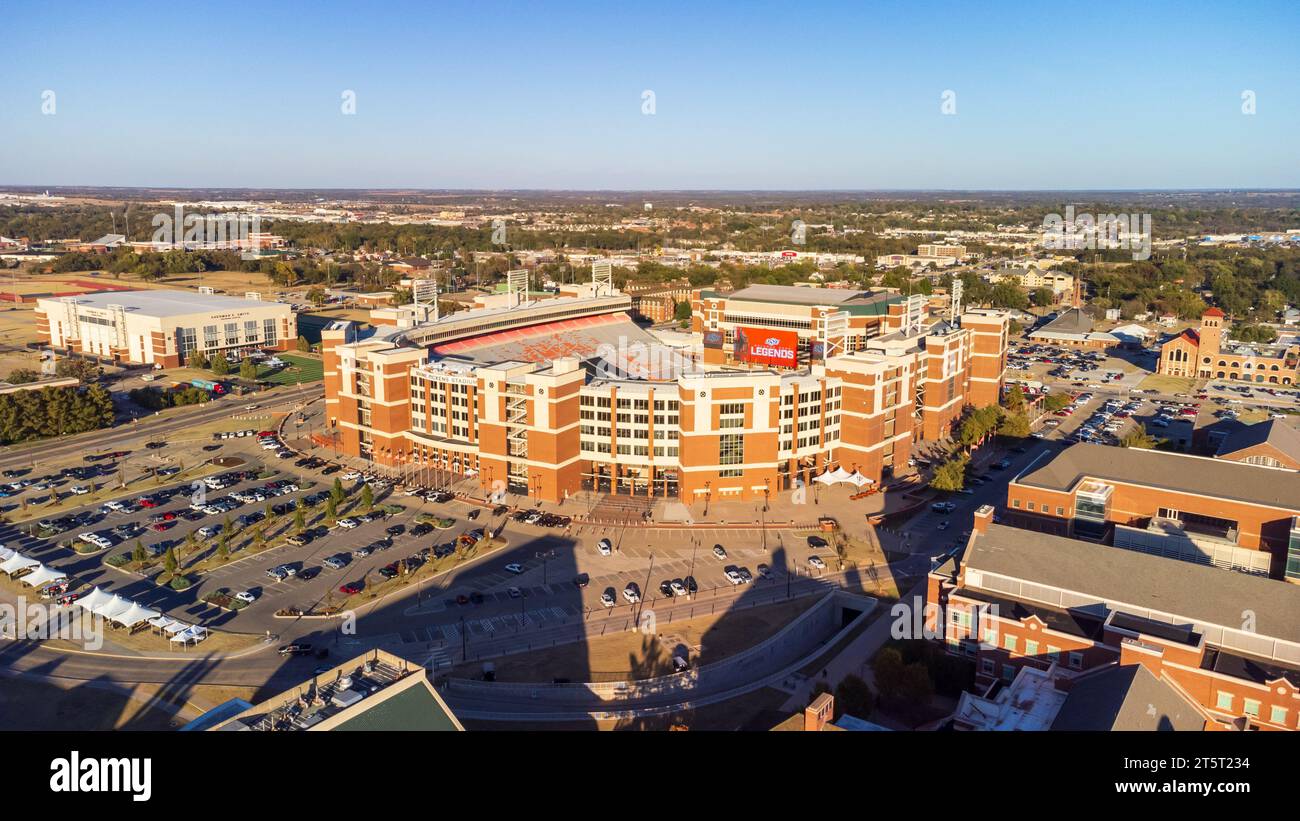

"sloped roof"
[1215,418,1300,465]
[963,522,1300,645]
[1015,441,1300,511]
[1051,664,1205,731]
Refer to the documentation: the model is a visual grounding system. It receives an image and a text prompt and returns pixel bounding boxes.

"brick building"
[1004,442,1300,582]
[928,508,1300,731]
[321,276,1010,504]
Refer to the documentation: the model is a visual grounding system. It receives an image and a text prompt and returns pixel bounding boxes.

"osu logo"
[765,337,781,346]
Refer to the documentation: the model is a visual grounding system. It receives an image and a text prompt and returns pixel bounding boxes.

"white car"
[670,580,687,597]
[724,569,744,585]
[70,485,90,495]
[234,591,257,604]
[504,563,524,574]
[600,591,616,608]
[336,518,360,529]
[808,556,827,570]
[622,584,641,603]
[712,545,727,560]
[341,471,361,481]
[936,520,950,531]
[243,404,258,410]
[260,440,280,450]
[596,539,612,556]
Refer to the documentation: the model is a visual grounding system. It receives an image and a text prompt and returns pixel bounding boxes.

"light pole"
[535,548,556,586]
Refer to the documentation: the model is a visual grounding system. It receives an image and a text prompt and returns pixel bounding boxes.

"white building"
[35,290,296,367]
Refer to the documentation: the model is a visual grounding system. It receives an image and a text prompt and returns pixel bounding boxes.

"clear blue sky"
[2,0,1297,189]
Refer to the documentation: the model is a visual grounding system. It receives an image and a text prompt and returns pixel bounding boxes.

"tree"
[187,349,209,370]
[296,335,311,352]
[834,674,875,719]
[133,540,147,564]
[998,411,1031,439]
[163,546,178,576]
[1122,429,1160,449]
[55,357,100,383]
[264,502,275,522]
[239,357,259,380]
[6,368,40,384]
[210,355,230,376]
[325,496,338,521]
[929,454,969,492]
[330,478,345,505]
[293,506,306,532]
[673,300,692,322]
[360,483,374,510]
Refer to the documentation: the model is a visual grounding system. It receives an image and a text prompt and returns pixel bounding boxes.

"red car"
[151,522,173,532]
[257,430,276,437]
[138,498,158,508]
[339,582,362,595]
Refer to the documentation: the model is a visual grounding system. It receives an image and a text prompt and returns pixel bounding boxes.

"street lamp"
[535,548,556,586]
[703,480,711,517]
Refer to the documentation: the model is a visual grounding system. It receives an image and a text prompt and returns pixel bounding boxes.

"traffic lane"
[0,388,317,471]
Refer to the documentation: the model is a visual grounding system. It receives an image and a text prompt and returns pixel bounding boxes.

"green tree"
[164,546,178,575]
[929,454,969,492]
[239,357,259,380]
[55,357,100,383]
[132,540,147,564]
[187,349,209,369]
[296,335,312,352]
[998,411,1031,438]
[210,355,230,376]
[330,477,345,505]
[293,506,306,532]
[673,300,692,322]
[833,674,875,719]
[325,496,338,521]
[360,483,374,510]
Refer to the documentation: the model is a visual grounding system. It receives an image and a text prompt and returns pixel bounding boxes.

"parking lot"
[0,418,851,645]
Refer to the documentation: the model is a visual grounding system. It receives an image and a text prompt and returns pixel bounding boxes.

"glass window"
[1215,691,1233,711]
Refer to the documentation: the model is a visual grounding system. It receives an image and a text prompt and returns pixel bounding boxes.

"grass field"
[1137,373,1200,394]
[261,354,322,384]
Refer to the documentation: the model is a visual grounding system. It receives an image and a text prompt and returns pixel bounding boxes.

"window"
[1024,639,1038,657]
[1243,699,1260,718]
[1269,706,1288,726]
[1002,635,1016,652]
[980,658,995,676]
[1046,645,1060,664]
[1002,664,1016,681]
[718,433,743,466]
[1215,691,1234,711]
[981,627,997,645]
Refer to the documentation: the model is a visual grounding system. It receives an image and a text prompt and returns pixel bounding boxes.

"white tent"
[0,552,38,575]
[20,564,67,588]
[0,545,15,562]
[170,626,209,644]
[815,467,856,486]
[75,587,114,614]
[111,602,160,629]
[846,471,874,488]
[93,595,134,622]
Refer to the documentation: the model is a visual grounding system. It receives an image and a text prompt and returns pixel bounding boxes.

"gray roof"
[1015,441,1300,511]
[55,289,289,318]
[964,523,1300,644]
[1050,665,1205,731]
[726,284,870,306]
[1033,307,1092,335]
[1215,418,1300,464]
